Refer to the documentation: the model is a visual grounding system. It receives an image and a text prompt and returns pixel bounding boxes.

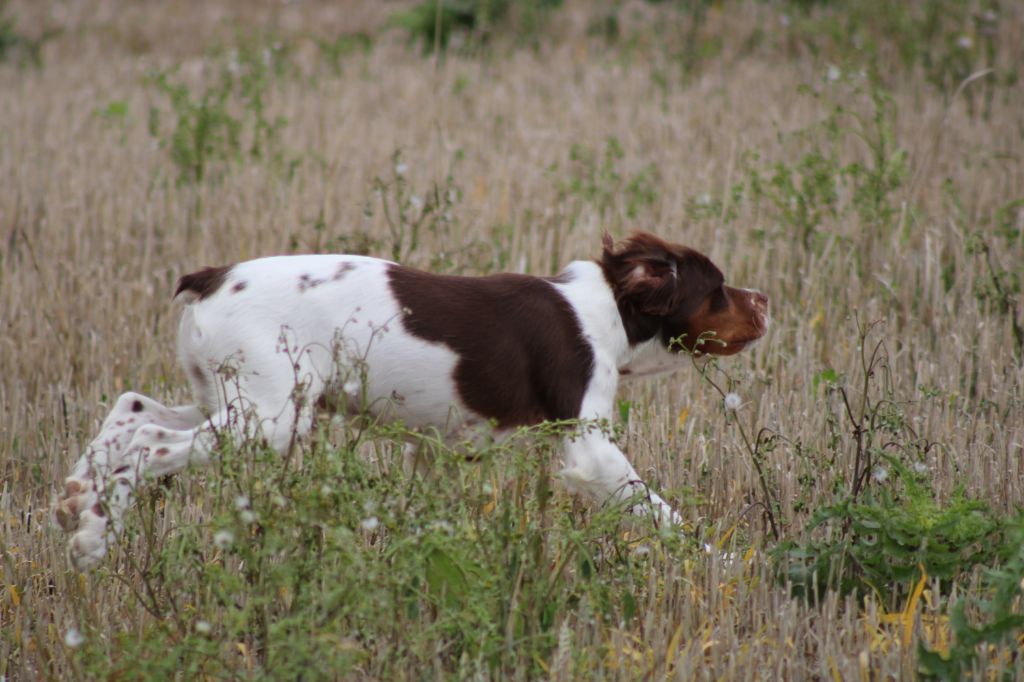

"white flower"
[360,516,379,532]
[240,510,257,524]
[234,495,250,510]
[872,466,889,483]
[214,529,234,549]
[395,162,408,177]
[430,520,454,534]
[957,35,973,50]
[827,65,841,82]
[64,627,85,648]
[723,393,742,411]
[195,620,212,635]
[343,379,360,397]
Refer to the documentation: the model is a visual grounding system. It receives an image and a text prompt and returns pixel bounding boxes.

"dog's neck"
[552,260,680,380]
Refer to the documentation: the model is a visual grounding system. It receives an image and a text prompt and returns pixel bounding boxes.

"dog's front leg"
[558,430,682,527]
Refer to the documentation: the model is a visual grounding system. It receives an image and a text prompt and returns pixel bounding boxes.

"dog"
[55,231,768,569]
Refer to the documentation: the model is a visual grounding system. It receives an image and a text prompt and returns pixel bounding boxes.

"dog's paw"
[54,478,98,532]
[68,505,110,571]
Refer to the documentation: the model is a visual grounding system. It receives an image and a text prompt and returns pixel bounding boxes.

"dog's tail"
[174,265,233,304]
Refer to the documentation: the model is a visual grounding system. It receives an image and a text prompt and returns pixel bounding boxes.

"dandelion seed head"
[724,393,742,411]
[957,35,973,49]
[214,529,234,549]
[195,621,212,635]
[360,516,379,532]
[234,495,250,510]
[64,627,84,648]
[430,520,454,534]
[827,65,841,81]
[913,462,928,474]
[240,510,257,524]
[395,162,408,177]
[872,466,889,483]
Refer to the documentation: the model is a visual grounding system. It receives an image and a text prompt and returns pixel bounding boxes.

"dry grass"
[1,0,1023,679]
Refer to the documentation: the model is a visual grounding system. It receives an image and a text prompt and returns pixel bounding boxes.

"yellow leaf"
[902,565,928,648]
[665,623,685,671]
[810,308,824,330]
[677,406,691,427]
[716,524,737,549]
[9,584,20,607]
[827,655,842,682]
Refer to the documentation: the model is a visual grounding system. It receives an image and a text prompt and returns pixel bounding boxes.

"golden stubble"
[1,1,1022,678]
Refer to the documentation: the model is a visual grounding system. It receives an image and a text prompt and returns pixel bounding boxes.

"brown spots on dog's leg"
[231,281,248,293]
[91,503,105,518]
[132,400,144,412]
[155,448,169,457]
[65,480,84,496]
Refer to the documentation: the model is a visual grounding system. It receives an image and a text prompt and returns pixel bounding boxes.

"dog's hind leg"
[63,392,316,570]
[55,392,204,535]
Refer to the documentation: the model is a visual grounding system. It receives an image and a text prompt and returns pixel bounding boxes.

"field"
[1,0,1023,679]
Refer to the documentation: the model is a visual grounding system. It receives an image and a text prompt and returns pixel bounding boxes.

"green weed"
[66,416,695,679]
[146,41,294,186]
[392,0,564,53]
[557,137,660,224]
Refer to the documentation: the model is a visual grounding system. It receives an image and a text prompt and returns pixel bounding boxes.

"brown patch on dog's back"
[388,265,594,429]
[175,265,232,301]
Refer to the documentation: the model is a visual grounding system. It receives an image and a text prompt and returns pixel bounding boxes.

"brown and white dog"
[55,232,768,569]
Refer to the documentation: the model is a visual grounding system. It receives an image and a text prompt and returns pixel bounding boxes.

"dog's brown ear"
[601,232,681,316]
[619,256,679,315]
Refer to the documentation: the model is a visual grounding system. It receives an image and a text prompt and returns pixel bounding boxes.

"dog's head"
[600,232,769,356]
